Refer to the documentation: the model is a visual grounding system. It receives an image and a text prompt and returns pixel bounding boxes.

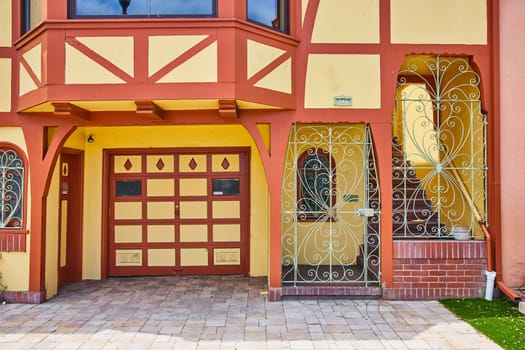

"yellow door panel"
[115,225,143,243]
[179,178,207,196]
[179,154,207,172]
[116,249,143,266]
[212,154,240,172]
[148,249,176,267]
[147,178,175,196]
[214,248,241,265]
[212,201,240,219]
[114,155,142,173]
[179,201,208,219]
[60,200,68,268]
[147,201,175,219]
[180,248,208,266]
[147,225,175,243]
[213,224,241,242]
[147,155,174,173]
[114,202,142,220]
[180,224,208,242]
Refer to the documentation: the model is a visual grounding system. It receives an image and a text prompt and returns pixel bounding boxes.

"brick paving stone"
[0,276,503,349]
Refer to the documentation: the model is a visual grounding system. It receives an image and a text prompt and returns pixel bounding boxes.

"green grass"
[440,298,525,350]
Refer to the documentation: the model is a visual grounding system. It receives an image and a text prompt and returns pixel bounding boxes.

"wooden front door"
[58,151,84,288]
[107,148,250,276]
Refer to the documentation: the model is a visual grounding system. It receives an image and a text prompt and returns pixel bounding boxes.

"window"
[247,0,289,33]
[69,0,217,18]
[0,147,26,230]
[21,0,42,35]
[297,148,335,219]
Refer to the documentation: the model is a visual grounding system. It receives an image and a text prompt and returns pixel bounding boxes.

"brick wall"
[383,240,488,300]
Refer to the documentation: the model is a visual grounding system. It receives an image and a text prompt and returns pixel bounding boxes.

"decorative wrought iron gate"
[392,56,487,239]
[281,124,380,286]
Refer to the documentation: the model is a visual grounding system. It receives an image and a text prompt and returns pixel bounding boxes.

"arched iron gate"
[392,56,487,239]
[281,124,380,286]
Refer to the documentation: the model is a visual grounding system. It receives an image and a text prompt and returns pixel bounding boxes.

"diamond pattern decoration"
[188,158,198,170]
[156,158,165,170]
[221,157,230,170]
[123,158,133,171]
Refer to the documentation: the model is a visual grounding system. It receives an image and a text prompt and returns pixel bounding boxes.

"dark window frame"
[0,144,27,232]
[297,148,336,221]
[247,0,289,34]
[68,0,218,19]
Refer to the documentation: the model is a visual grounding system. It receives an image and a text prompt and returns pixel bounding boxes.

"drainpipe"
[479,222,521,301]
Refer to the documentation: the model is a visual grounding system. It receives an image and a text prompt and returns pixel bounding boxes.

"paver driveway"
[0,276,501,349]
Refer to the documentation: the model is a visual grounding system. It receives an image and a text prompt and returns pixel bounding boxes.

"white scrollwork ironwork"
[0,149,24,229]
[281,124,380,286]
[393,56,487,239]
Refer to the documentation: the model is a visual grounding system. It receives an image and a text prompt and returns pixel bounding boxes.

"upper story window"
[247,0,289,33]
[69,0,217,18]
[0,146,26,230]
[21,0,43,34]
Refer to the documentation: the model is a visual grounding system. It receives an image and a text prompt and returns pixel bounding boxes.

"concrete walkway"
[0,276,501,349]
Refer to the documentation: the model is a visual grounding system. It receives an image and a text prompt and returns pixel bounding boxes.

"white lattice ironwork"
[0,149,24,229]
[393,56,487,239]
[281,124,380,286]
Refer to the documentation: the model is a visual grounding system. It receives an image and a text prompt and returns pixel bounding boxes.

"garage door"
[107,148,250,276]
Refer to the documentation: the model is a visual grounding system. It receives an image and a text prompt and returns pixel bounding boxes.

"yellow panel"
[60,200,68,268]
[148,249,175,267]
[114,202,142,220]
[312,0,379,43]
[213,224,240,242]
[147,179,174,197]
[114,155,142,173]
[19,64,38,96]
[390,0,487,44]
[76,37,134,76]
[65,43,125,84]
[149,35,209,77]
[115,225,143,243]
[147,202,175,219]
[147,155,174,173]
[0,59,11,112]
[212,201,240,219]
[247,40,286,79]
[212,154,239,172]
[0,0,11,47]
[180,225,208,242]
[254,58,292,94]
[22,44,42,83]
[147,225,175,242]
[116,249,142,266]
[179,201,208,219]
[180,178,207,196]
[305,54,380,109]
[180,248,208,266]
[158,42,217,83]
[214,249,241,265]
[179,154,207,172]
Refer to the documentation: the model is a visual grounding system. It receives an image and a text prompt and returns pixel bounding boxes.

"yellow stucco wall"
[305,54,381,109]
[311,0,379,43]
[0,58,11,112]
[390,0,487,44]
[0,128,30,291]
[63,125,269,280]
[0,0,11,47]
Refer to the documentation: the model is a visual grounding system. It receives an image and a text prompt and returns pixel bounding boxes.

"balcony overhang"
[15,19,298,117]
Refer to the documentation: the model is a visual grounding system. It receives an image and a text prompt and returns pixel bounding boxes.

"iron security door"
[107,148,249,276]
[281,124,380,286]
